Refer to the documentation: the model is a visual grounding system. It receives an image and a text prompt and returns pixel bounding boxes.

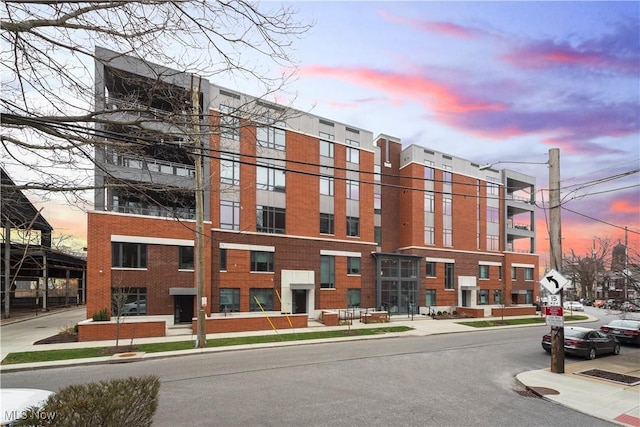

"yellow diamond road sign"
[540,269,569,295]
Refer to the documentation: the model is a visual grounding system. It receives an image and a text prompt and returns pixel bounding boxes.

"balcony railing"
[110,153,195,178]
[111,204,196,220]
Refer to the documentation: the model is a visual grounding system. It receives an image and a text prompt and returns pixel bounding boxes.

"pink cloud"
[611,199,639,214]
[300,65,505,114]
[377,10,479,39]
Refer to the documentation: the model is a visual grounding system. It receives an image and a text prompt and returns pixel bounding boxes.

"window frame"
[112,242,147,269]
[250,251,274,272]
[346,216,360,237]
[178,246,194,270]
[219,288,240,312]
[320,213,335,234]
[444,263,454,290]
[347,257,361,275]
[320,255,335,289]
[256,205,286,234]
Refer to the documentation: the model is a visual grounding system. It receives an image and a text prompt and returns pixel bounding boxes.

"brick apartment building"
[86,48,538,326]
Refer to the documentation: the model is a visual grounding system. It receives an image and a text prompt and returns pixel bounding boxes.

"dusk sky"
[9,1,640,269]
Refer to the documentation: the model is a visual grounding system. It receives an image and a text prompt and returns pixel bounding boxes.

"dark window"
[478,289,489,305]
[112,242,147,268]
[250,288,274,311]
[347,257,360,275]
[250,251,274,272]
[494,290,502,304]
[347,289,361,308]
[426,262,436,278]
[479,265,489,279]
[220,248,227,271]
[220,288,240,312]
[320,213,335,234]
[426,289,436,307]
[320,255,335,288]
[374,226,382,245]
[179,246,194,270]
[257,206,285,234]
[111,287,146,316]
[346,216,359,237]
[444,263,454,290]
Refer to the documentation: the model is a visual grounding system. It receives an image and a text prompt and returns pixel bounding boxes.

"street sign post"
[545,305,564,327]
[540,269,569,294]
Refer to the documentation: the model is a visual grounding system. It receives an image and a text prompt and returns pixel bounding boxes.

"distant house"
[1,168,86,317]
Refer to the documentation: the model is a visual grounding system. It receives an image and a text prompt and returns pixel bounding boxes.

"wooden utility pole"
[548,148,564,374]
[192,75,206,348]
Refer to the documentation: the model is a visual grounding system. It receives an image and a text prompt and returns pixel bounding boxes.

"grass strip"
[2,326,412,365]
[458,315,589,328]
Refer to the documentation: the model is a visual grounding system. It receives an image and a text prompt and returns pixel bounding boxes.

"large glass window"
[346,147,359,164]
[320,213,334,234]
[374,193,381,214]
[257,164,285,192]
[320,255,335,288]
[424,192,434,213]
[487,206,499,223]
[443,229,453,247]
[219,288,240,312]
[511,266,517,280]
[443,197,452,216]
[346,216,360,237]
[250,251,274,272]
[443,170,452,184]
[320,176,334,196]
[220,105,239,140]
[525,267,534,281]
[494,290,502,304]
[178,246,194,270]
[112,242,147,268]
[250,288,274,311]
[424,167,434,180]
[424,226,434,245]
[220,200,240,230]
[346,180,359,200]
[257,126,285,150]
[374,226,382,245]
[478,289,489,305]
[320,140,334,158]
[426,289,436,307]
[487,235,499,251]
[401,260,417,277]
[256,206,285,234]
[444,263,454,290]
[347,289,361,308]
[426,261,436,277]
[347,257,360,275]
[112,287,146,316]
[479,265,489,279]
[487,181,500,197]
[220,154,240,185]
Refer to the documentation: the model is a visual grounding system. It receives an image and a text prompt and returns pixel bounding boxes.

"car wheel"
[588,347,597,360]
[613,343,620,355]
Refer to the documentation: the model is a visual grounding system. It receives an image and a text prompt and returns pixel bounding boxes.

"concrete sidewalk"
[2,311,639,426]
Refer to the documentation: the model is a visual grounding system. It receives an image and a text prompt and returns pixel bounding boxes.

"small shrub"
[452,310,458,315]
[92,308,109,321]
[436,311,442,316]
[17,376,160,427]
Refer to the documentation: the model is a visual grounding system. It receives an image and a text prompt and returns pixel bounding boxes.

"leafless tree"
[1,0,312,205]
[563,237,613,301]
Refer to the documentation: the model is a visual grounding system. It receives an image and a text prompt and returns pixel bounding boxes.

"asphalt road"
[4,306,636,426]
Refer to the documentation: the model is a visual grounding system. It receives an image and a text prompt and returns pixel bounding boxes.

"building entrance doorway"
[292,290,307,314]
[174,295,194,324]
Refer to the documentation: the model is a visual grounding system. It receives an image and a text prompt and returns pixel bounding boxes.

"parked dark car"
[600,319,640,345]
[542,326,621,359]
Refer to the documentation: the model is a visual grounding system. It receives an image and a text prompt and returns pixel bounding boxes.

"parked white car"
[563,301,584,312]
